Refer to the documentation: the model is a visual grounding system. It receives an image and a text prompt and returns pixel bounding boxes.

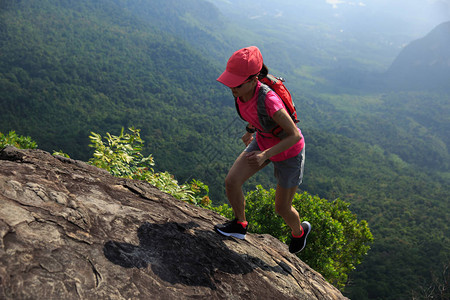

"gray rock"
[0,146,347,299]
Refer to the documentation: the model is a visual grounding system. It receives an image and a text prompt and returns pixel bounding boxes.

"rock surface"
[0,146,347,299]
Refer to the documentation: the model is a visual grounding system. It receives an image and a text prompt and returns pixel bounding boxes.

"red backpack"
[235,74,299,138]
[260,74,299,124]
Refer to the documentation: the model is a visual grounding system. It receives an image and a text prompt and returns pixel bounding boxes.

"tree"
[411,263,449,300]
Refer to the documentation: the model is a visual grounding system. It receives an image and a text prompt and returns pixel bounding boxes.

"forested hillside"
[0,0,244,197]
[1,0,449,299]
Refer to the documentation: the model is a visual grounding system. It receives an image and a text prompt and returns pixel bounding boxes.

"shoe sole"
[215,227,246,240]
[291,221,311,254]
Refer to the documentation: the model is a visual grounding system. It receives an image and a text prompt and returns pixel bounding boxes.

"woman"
[214,46,311,253]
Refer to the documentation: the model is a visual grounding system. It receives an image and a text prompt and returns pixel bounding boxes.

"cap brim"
[216,70,248,88]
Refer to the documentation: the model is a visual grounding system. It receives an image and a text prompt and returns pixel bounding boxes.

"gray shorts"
[244,139,305,189]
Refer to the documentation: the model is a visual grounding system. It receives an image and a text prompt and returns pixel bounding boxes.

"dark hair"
[259,64,269,79]
[247,64,269,80]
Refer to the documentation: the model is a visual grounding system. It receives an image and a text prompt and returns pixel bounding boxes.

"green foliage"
[0,130,38,149]
[411,263,449,300]
[86,127,210,207]
[88,127,154,179]
[213,185,373,289]
[52,150,70,158]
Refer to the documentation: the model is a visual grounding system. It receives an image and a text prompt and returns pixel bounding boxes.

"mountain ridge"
[385,20,450,91]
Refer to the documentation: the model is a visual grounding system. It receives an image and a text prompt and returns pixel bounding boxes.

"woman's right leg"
[225,151,268,222]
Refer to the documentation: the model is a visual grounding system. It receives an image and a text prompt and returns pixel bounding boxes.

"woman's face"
[230,77,258,102]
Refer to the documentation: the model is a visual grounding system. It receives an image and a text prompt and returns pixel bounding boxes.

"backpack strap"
[235,84,290,139]
[256,84,289,139]
[234,97,244,120]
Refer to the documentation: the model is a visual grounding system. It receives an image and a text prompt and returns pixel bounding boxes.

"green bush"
[0,131,38,149]
[212,185,373,289]
[86,127,210,207]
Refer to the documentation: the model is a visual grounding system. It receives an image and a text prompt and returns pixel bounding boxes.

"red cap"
[217,46,263,88]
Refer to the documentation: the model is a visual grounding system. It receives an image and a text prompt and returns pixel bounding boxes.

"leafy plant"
[86,127,210,207]
[52,150,71,158]
[0,131,38,149]
[213,185,373,289]
[88,127,154,179]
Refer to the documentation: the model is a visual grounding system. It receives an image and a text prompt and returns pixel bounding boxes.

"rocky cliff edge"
[0,146,347,299]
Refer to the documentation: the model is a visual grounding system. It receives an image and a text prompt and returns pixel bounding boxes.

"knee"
[225,174,241,192]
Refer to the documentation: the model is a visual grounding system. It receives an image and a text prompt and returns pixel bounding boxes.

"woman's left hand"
[245,151,268,166]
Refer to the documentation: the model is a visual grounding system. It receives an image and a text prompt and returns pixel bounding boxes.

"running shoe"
[214,219,248,239]
[289,221,311,253]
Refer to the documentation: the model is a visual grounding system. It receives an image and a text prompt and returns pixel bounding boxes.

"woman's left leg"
[274,184,303,236]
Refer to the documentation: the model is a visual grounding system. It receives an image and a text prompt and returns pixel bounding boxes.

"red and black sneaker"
[214,219,248,239]
[289,221,311,253]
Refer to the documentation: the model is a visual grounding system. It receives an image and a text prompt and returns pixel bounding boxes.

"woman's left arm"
[246,108,301,166]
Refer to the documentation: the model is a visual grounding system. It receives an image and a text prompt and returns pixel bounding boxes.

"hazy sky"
[216,0,449,39]
[212,0,449,65]
[324,0,449,35]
